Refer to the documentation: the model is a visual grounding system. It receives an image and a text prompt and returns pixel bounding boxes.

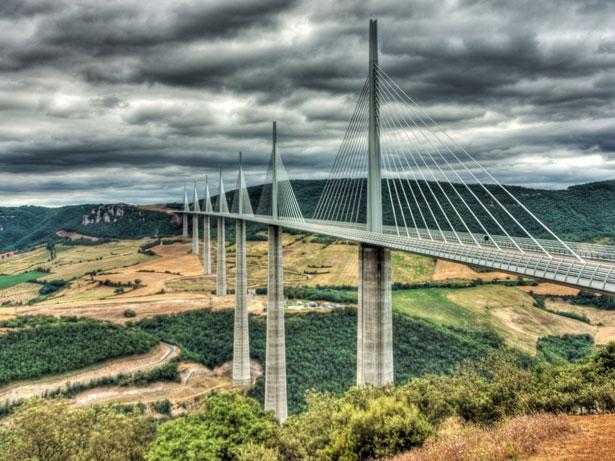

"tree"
[0,399,155,461]
[147,393,279,461]
[46,239,56,260]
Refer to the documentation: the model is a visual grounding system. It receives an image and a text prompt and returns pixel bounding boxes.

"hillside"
[0,204,180,253]
[3,179,615,254]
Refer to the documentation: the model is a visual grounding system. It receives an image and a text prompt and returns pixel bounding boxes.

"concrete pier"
[182,215,188,237]
[233,219,251,385]
[216,217,226,296]
[357,243,393,386]
[203,215,211,274]
[264,225,287,421]
[192,214,199,255]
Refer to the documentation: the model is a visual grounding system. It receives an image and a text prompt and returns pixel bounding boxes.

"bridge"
[178,20,615,422]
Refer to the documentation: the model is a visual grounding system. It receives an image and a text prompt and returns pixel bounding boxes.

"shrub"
[150,399,172,416]
[123,309,137,318]
[280,387,432,460]
[147,393,278,461]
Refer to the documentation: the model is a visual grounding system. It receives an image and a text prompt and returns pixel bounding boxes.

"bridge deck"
[181,211,615,295]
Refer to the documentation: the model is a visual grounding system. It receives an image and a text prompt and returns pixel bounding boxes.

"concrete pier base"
[357,243,393,386]
[191,215,199,255]
[264,225,287,422]
[233,219,251,385]
[203,215,211,274]
[182,215,188,237]
[216,217,226,296]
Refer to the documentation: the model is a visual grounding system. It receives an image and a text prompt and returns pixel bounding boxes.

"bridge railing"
[185,209,615,294]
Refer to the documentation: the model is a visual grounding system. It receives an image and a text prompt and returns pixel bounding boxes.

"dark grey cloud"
[1,0,615,206]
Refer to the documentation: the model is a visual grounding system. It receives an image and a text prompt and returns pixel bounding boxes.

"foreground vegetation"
[0,316,158,385]
[137,308,502,413]
[1,344,613,460]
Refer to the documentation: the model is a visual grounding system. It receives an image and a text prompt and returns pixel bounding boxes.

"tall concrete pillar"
[265,225,287,421]
[233,219,251,385]
[216,217,226,296]
[203,215,211,274]
[192,214,199,255]
[182,188,190,237]
[357,243,393,386]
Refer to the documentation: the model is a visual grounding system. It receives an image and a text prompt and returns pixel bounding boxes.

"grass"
[393,288,484,331]
[0,271,47,291]
[393,285,597,354]
[393,414,571,461]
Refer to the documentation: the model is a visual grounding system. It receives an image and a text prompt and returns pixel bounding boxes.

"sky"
[1,0,615,206]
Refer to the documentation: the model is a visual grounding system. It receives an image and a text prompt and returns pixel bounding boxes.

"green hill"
[0,204,179,253]
[3,179,615,253]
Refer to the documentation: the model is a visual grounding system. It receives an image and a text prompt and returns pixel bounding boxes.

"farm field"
[0,271,47,291]
[1,234,613,355]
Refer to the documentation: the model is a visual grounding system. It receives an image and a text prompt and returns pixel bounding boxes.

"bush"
[150,399,172,416]
[278,387,432,460]
[123,309,137,318]
[147,393,278,461]
[537,334,594,364]
[38,279,68,296]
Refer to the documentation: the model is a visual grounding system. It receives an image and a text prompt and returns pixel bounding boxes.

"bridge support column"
[216,217,226,296]
[233,219,251,385]
[357,243,393,386]
[192,214,199,255]
[265,225,287,421]
[203,215,211,274]
[182,215,188,237]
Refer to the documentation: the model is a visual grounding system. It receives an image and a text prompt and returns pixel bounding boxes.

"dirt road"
[0,342,179,404]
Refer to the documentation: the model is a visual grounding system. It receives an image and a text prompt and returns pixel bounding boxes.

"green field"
[0,271,47,291]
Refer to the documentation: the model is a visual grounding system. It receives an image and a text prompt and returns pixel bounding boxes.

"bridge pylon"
[357,19,394,386]
[216,169,227,296]
[264,121,288,422]
[202,175,212,274]
[192,182,200,255]
[233,152,251,385]
[182,187,189,237]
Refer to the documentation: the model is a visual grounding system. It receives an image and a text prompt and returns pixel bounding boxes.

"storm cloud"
[1,0,615,206]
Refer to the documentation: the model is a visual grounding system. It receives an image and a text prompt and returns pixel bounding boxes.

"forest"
[0,316,158,385]
[137,308,502,413]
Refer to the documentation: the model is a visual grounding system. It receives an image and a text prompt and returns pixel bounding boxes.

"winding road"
[0,342,180,405]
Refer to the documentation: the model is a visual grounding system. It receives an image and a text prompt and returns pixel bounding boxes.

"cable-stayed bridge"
[179,20,615,421]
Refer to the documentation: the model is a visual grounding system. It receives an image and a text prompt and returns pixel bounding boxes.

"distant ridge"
[2,179,615,253]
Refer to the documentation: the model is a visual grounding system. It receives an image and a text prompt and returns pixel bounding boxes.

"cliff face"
[81,205,127,225]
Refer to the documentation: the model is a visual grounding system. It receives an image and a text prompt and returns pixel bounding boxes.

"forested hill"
[0,204,179,252]
[2,179,615,253]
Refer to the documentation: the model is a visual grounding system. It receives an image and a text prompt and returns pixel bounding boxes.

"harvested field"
[0,282,40,305]
[432,259,511,282]
[0,342,179,405]
[518,282,579,296]
[545,298,615,345]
